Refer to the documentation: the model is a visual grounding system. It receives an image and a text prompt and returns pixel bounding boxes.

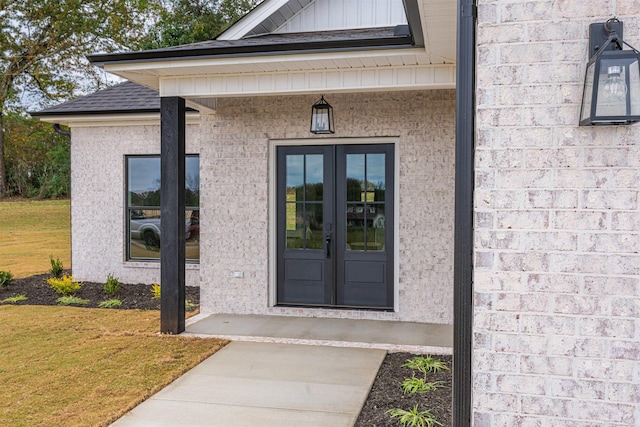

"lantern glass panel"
[629,59,640,115]
[581,61,596,123]
[314,108,330,132]
[596,58,631,117]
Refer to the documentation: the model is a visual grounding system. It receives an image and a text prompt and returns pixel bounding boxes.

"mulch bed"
[1,272,452,425]
[0,272,199,310]
[356,353,453,426]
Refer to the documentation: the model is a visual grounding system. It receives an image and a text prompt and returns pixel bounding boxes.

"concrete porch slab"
[184,313,453,354]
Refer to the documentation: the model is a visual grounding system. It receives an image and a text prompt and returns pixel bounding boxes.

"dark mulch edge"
[0,271,199,310]
[356,352,453,426]
[1,273,452,425]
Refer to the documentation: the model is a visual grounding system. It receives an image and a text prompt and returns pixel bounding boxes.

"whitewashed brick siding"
[198,90,455,323]
[475,2,640,425]
[70,124,201,287]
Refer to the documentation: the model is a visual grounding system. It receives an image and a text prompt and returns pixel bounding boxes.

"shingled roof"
[88,26,411,65]
[30,81,167,117]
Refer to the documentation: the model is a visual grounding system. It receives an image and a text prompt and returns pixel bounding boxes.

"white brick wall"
[70,123,201,287]
[475,2,640,425]
[198,90,456,323]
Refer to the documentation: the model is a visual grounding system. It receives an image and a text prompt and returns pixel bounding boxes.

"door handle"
[326,234,332,258]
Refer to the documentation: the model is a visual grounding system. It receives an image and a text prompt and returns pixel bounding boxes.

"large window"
[126,155,200,262]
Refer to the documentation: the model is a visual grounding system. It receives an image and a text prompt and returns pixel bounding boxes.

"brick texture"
[198,90,455,323]
[70,124,201,287]
[474,2,640,425]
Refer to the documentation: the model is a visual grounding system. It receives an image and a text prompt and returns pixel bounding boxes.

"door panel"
[277,144,393,309]
[277,146,333,305]
[336,145,394,308]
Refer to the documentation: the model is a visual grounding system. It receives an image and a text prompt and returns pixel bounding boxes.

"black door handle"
[326,234,332,258]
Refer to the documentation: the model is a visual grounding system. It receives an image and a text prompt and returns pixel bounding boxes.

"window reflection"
[345,153,385,251]
[126,155,200,262]
[285,154,324,249]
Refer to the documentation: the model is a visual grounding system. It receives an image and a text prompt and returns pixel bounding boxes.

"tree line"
[0,0,259,198]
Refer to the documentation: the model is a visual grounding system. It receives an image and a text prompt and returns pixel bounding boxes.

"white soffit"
[101,48,456,97]
[419,0,457,63]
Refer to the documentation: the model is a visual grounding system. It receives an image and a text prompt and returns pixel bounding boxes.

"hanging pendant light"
[310,95,335,134]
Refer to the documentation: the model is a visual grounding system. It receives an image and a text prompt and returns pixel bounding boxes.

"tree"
[0,0,154,196]
[4,113,69,198]
[139,0,259,49]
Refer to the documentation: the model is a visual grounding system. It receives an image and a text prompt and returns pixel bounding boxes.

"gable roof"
[217,0,409,40]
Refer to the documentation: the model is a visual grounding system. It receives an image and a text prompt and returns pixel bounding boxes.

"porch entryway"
[276,143,395,309]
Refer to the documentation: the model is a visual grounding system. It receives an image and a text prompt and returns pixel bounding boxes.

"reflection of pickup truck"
[130,211,190,248]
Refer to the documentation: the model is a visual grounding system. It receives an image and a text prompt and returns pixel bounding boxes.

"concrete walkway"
[112,341,386,426]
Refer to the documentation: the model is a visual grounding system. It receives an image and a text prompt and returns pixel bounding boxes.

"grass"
[0,305,227,426]
[0,198,226,424]
[0,199,71,278]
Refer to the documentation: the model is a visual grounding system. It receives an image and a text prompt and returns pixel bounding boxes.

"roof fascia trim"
[88,36,413,66]
[403,0,425,47]
[36,112,201,127]
[31,107,197,118]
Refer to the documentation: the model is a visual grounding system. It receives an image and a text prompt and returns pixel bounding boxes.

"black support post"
[160,97,186,334]
[454,0,477,426]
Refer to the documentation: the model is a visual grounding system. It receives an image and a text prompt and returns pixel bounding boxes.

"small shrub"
[0,270,13,289]
[387,355,448,426]
[104,274,121,297]
[49,255,64,278]
[185,300,197,311]
[151,282,161,299]
[387,405,442,427]
[98,299,122,309]
[401,377,442,394]
[48,274,82,295]
[56,296,89,305]
[2,294,27,304]
[403,356,449,375]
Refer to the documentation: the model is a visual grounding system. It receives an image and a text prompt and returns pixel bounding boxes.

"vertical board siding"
[275,0,407,33]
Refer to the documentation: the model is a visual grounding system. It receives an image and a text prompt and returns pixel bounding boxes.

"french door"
[276,144,394,309]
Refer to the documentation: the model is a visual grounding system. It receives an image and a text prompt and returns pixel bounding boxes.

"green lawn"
[0,306,226,426]
[0,199,71,277]
[0,199,227,426]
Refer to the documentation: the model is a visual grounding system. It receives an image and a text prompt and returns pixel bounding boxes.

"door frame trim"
[268,137,400,311]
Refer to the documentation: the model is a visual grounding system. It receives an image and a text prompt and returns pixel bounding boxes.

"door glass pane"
[286,202,306,248]
[346,154,365,201]
[285,154,324,250]
[306,155,323,201]
[369,205,385,251]
[286,155,304,191]
[367,153,385,202]
[346,152,386,251]
[346,203,365,250]
[306,203,324,249]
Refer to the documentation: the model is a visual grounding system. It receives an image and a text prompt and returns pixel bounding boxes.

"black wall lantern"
[580,18,640,126]
[310,95,334,134]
